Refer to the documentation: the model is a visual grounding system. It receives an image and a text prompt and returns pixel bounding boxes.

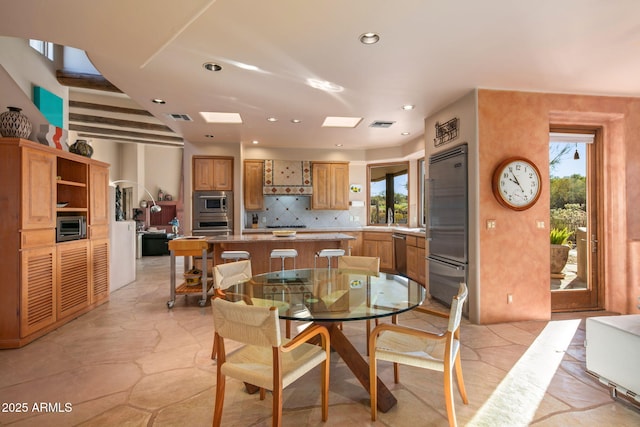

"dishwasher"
[392,233,407,276]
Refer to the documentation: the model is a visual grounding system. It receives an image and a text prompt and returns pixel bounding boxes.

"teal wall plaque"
[33,86,63,128]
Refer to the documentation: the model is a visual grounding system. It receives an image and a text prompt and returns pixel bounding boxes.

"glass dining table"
[222,267,425,413]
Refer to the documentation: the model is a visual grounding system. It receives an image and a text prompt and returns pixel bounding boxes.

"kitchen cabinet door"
[91,239,110,304]
[56,240,90,319]
[362,232,393,271]
[193,157,233,191]
[20,246,56,337]
[311,162,349,210]
[89,164,109,225]
[22,147,56,229]
[244,160,264,210]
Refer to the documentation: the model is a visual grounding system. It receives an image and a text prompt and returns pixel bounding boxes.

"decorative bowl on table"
[272,230,296,237]
[56,202,69,208]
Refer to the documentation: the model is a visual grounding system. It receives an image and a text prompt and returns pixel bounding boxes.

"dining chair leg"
[454,353,468,403]
[444,363,456,427]
[212,372,226,427]
[369,352,378,421]
[273,383,283,427]
[260,387,266,400]
[211,339,217,360]
[285,319,291,339]
[321,353,329,421]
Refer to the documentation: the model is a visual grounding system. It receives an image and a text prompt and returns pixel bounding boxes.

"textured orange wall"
[477,90,640,323]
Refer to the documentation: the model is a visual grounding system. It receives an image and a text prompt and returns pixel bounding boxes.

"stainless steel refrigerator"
[426,143,468,309]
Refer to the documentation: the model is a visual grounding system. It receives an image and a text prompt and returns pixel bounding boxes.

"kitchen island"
[206,233,355,275]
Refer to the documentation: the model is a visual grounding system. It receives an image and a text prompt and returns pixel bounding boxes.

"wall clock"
[492,157,542,211]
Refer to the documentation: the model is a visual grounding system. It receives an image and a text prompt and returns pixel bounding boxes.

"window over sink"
[367,162,409,225]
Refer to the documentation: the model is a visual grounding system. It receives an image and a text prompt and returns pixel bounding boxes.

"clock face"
[492,157,541,210]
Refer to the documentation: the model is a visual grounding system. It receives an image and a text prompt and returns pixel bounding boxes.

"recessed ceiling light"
[322,116,363,128]
[205,134,215,138]
[152,98,166,104]
[401,132,411,136]
[402,104,415,110]
[291,119,302,124]
[199,112,243,124]
[307,78,344,93]
[252,140,259,144]
[203,62,223,72]
[359,32,380,45]
[267,117,278,122]
[335,143,343,147]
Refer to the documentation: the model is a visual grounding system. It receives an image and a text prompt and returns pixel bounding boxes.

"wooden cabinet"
[0,138,110,348]
[244,160,264,210]
[311,162,349,210]
[342,231,363,256]
[193,156,233,191]
[362,231,394,271]
[406,235,426,285]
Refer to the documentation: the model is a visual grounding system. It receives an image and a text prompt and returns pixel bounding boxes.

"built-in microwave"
[56,216,87,242]
[193,191,231,215]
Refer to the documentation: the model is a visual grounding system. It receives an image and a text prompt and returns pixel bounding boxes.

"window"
[29,39,54,61]
[367,162,409,225]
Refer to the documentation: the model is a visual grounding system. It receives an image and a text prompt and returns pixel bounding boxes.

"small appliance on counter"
[56,216,87,242]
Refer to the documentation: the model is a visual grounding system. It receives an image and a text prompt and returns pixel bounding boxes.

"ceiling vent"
[168,113,193,122]
[369,120,395,128]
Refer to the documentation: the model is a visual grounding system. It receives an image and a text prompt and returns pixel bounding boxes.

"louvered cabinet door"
[21,247,56,337]
[56,241,90,319]
[91,239,110,303]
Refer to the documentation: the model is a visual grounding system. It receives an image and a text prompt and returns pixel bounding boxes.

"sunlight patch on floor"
[467,319,581,427]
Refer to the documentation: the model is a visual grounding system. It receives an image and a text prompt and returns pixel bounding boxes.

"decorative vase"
[550,244,570,278]
[69,139,94,158]
[0,106,32,138]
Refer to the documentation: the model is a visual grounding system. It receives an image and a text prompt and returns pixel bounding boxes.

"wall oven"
[192,191,233,236]
[56,216,87,242]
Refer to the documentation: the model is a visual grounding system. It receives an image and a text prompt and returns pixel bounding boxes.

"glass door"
[549,129,600,311]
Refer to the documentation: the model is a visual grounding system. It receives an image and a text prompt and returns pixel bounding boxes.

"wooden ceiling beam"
[70,100,153,116]
[69,124,183,143]
[69,113,174,133]
[56,70,122,93]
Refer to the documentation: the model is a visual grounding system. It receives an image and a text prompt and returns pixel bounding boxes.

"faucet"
[387,208,394,226]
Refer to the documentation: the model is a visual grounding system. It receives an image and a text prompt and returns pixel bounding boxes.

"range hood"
[263,160,313,195]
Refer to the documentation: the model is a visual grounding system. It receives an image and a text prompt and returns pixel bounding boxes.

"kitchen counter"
[206,233,355,275]
[241,227,426,238]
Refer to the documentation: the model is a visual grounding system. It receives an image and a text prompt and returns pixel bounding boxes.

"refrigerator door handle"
[427,256,465,270]
[425,178,433,241]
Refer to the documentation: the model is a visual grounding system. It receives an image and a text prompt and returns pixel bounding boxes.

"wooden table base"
[318,321,397,413]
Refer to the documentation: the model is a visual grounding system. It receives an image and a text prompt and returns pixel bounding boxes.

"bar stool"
[270,249,298,272]
[220,250,250,262]
[314,248,345,271]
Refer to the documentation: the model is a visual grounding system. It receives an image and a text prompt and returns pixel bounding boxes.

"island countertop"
[205,232,355,243]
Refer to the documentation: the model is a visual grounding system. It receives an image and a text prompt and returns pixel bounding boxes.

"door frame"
[549,125,605,312]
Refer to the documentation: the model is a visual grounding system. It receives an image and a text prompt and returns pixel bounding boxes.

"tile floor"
[0,256,638,426]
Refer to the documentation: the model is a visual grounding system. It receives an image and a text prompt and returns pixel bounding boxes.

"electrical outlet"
[537,220,545,229]
[507,294,513,304]
[487,219,496,229]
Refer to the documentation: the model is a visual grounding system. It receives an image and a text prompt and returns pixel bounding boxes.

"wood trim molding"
[56,70,121,93]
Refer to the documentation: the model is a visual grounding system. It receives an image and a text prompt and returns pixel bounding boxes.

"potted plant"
[550,227,573,278]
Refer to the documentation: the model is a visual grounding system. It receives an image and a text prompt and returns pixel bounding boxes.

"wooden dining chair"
[337,256,380,351]
[368,283,468,427]
[210,260,252,359]
[211,298,331,427]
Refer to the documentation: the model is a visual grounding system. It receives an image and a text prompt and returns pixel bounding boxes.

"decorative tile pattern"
[263,160,312,195]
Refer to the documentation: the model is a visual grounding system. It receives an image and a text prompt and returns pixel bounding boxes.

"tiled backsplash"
[244,195,363,228]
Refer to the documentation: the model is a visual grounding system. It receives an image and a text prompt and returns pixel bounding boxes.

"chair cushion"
[375,330,457,372]
[222,340,327,390]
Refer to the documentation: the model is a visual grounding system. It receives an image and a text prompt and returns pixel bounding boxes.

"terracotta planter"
[550,244,570,277]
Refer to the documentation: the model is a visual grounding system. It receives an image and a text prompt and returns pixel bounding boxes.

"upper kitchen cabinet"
[244,160,264,211]
[311,162,349,210]
[193,156,233,191]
